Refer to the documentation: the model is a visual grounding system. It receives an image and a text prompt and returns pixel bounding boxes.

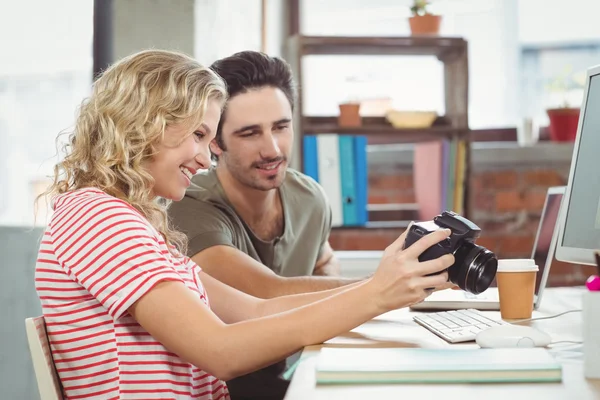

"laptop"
[410,186,565,311]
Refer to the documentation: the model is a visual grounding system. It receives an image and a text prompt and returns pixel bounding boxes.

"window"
[517,0,600,126]
[520,43,600,126]
[0,1,93,226]
[300,0,520,129]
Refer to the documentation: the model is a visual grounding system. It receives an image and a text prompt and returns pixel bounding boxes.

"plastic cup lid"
[497,259,539,272]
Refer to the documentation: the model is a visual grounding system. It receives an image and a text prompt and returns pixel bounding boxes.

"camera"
[404,211,498,294]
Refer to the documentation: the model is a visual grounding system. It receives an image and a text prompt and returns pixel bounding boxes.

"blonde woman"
[35,49,454,400]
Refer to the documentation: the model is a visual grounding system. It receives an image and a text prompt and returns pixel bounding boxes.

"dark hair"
[209,51,296,157]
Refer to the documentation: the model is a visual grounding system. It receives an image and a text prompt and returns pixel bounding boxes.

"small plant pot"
[546,108,580,142]
[338,103,362,127]
[409,14,442,35]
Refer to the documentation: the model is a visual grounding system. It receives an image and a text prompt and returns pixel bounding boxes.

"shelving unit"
[302,116,463,144]
[285,34,471,218]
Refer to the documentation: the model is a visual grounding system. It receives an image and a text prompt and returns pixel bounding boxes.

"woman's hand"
[369,228,455,312]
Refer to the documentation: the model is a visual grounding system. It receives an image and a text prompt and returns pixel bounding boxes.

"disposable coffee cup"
[496,259,538,320]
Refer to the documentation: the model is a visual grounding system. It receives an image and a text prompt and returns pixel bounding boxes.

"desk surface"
[285,287,600,400]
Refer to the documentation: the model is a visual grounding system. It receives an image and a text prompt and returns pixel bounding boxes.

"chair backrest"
[25,316,62,400]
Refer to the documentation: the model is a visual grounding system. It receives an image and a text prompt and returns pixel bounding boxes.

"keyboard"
[413,309,510,343]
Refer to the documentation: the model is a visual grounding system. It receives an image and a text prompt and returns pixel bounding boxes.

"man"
[169,51,362,297]
[167,51,364,399]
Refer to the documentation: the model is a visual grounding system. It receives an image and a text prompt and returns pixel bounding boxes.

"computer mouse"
[475,325,552,348]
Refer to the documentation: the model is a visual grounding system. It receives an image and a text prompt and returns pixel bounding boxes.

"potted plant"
[545,67,584,142]
[409,0,441,35]
[338,102,362,127]
[338,76,363,127]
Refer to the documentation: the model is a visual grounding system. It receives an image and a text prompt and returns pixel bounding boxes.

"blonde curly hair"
[43,49,227,256]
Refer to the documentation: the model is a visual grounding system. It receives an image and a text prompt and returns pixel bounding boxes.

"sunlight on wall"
[0,0,93,227]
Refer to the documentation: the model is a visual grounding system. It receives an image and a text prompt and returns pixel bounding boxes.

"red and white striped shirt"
[35,188,229,399]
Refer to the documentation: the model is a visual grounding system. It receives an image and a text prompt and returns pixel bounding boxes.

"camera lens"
[449,241,498,294]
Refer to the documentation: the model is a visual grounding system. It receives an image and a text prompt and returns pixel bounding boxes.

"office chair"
[25,316,63,400]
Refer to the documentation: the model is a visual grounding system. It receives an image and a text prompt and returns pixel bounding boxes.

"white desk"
[285,287,600,400]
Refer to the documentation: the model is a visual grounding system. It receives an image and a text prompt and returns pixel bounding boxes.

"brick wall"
[330,159,597,287]
[471,168,565,258]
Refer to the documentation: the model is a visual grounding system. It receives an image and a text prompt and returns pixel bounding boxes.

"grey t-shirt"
[167,168,332,398]
[169,168,332,276]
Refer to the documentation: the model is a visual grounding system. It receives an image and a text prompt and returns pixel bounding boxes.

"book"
[453,139,467,215]
[303,135,319,182]
[338,136,358,226]
[413,140,444,220]
[316,134,343,227]
[316,347,562,384]
[353,136,368,226]
[304,134,368,227]
[446,138,457,211]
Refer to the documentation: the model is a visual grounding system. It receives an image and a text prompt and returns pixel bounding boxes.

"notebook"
[315,347,562,384]
[410,186,565,311]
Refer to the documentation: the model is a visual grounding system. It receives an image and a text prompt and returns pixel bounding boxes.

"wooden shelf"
[285,31,471,218]
[290,35,467,61]
[302,116,466,144]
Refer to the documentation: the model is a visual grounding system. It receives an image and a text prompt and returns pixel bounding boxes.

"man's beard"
[222,153,288,191]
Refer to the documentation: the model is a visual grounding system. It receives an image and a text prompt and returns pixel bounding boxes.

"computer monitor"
[555,64,600,266]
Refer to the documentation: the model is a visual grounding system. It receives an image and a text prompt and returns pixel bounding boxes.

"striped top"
[35,188,229,399]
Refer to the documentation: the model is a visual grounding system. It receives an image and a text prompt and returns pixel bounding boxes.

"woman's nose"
[194,148,211,170]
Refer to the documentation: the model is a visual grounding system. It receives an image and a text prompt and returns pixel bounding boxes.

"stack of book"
[413,138,468,220]
[303,134,368,227]
[316,347,563,384]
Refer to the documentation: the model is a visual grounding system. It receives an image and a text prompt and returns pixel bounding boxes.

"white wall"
[113,0,195,60]
[0,0,92,75]
[0,1,93,227]
[519,0,600,45]
[194,0,286,65]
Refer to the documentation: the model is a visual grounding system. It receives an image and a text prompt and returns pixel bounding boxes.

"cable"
[506,310,584,349]
[508,309,582,325]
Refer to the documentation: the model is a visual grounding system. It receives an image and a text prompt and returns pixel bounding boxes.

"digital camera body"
[404,211,498,294]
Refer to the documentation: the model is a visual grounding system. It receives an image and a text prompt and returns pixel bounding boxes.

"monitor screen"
[557,71,600,265]
[531,189,564,295]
